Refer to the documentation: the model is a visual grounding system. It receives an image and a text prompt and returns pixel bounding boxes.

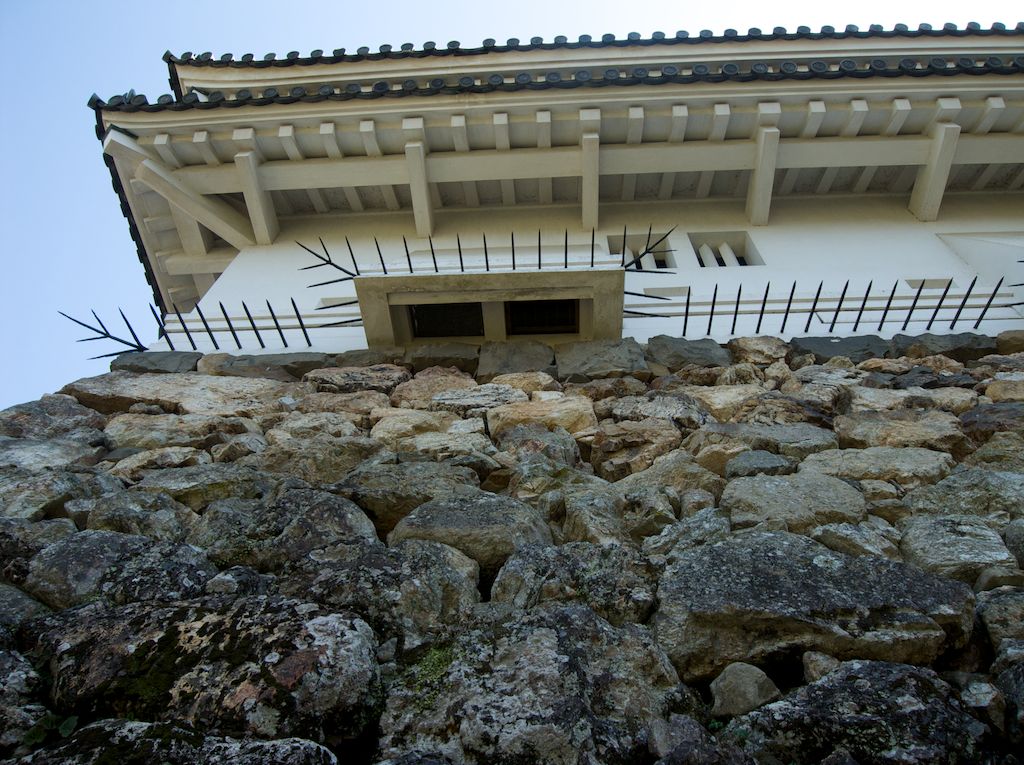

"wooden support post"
[909,122,960,221]
[405,140,434,237]
[234,150,278,245]
[746,127,780,225]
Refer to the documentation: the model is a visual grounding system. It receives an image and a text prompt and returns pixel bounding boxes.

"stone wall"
[1,330,1023,763]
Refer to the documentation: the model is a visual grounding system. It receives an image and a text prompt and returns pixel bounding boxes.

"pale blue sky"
[0,0,1020,408]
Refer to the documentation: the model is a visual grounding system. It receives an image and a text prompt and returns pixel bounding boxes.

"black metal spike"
[291,298,311,347]
[927,278,953,330]
[590,229,595,268]
[316,299,361,310]
[973,277,1004,329]
[457,234,465,272]
[219,301,242,349]
[804,281,823,334]
[622,227,677,271]
[374,237,387,274]
[242,301,264,348]
[428,237,438,273]
[621,225,627,267]
[118,308,144,349]
[623,309,671,318]
[731,284,742,335]
[853,281,873,332]
[194,303,220,349]
[149,304,174,351]
[345,237,360,275]
[624,290,671,301]
[756,282,770,334]
[403,236,414,273]
[483,233,490,272]
[58,311,144,352]
[564,229,568,269]
[537,229,542,270]
[91,310,110,336]
[829,280,849,333]
[950,276,977,330]
[707,284,718,335]
[878,280,899,332]
[644,225,653,255]
[172,302,197,350]
[902,280,926,331]
[267,300,288,347]
[296,240,353,277]
[511,231,516,270]
[780,281,796,334]
[683,289,690,336]
[308,276,354,288]
[319,317,365,327]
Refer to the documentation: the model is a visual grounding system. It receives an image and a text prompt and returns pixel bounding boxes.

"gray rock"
[686,422,838,460]
[238,435,385,485]
[724,660,987,763]
[726,336,792,365]
[996,661,1024,744]
[721,472,865,533]
[25,596,381,743]
[622,489,678,542]
[1006,519,1024,568]
[964,431,1024,472]
[378,603,679,764]
[0,584,49,637]
[0,648,47,758]
[724,450,796,479]
[492,542,658,625]
[22,529,151,609]
[333,346,407,368]
[103,412,257,450]
[60,371,297,416]
[210,432,267,462]
[496,423,581,467]
[79,490,199,542]
[203,566,276,597]
[555,338,650,381]
[903,468,1024,530]
[960,401,1024,443]
[835,408,970,457]
[96,541,218,605]
[616,450,726,500]
[900,515,1017,583]
[281,540,479,653]
[197,352,330,381]
[0,437,103,472]
[802,650,841,682]
[0,394,105,444]
[110,351,204,374]
[799,446,954,489]
[108,446,212,481]
[332,462,480,535]
[564,376,648,401]
[205,487,377,572]
[14,719,338,764]
[643,508,732,562]
[652,532,974,681]
[405,342,480,374]
[388,491,552,579]
[891,332,998,363]
[978,587,1024,656]
[0,466,123,522]
[609,391,713,430]
[790,335,890,364]
[651,714,752,764]
[710,662,781,717]
[134,463,276,511]
[810,522,902,559]
[646,336,733,370]
[428,383,527,417]
[303,364,412,394]
[560,488,630,546]
[475,340,556,381]
[590,418,682,480]
[389,367,477,409]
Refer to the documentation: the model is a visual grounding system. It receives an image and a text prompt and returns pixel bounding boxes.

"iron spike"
[428,237,438,273]
[590,229,595,268]
[901,280,926,331]
[538,229,542,270]
[877,280,899,332]
[564,229,568,269]
[374,237,387,274]
[403,236,413,273]
[483,233,490,272]
[267,300,288,347]
[242,301,264,348]
[511,231,516,270]
[624,290,670,301]
[171,302,197,350]
[853,281,873,332]
[756,282,770,334]
[315,299,360,310]
[291,298,311,347]
[731,284,742,335]
[683,289,690,336]
[804,281,823,334]
[149,303,174,351]
[194,302,220,350]
[345,237,360,275]
[927,279,954,331]
[219,301,242,349]
[707,284,718,336]
[973,277,1004,330]
[118,308,145,350]
[829,280,849,333]
[780,281,796,334]
[950,276,977,330]
[457,234,465,272]
[307,276,354,288]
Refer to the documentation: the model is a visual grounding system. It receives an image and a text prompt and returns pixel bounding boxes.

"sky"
[0,0,1020,409]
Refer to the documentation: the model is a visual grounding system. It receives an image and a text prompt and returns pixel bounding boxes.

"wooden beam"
[279,125,329,213]
[581,132,599,229]
[135,158,255,250]
[360,119,400,210]
[234,150,278,245]
[103,130,157,167]
[621,106,645,201]
[404,117,441,208]
[162,248,237,275]
[909,122,960,221]
[170,205,212,256]
[493,113,515,205]
[405,140,434,237]
[696,104,731,198]
[854,98,911,192]
[658,104,688,199]
[192,131,220,166]
[817,99,868,193]
[451,114,480,207]
[746,127,780,225]
[780,101,826,194]
[536,111,552,204]
[320,122,363,211]
[153,134,181,169]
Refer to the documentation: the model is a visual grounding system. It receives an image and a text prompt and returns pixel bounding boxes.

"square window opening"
[506,299,580,335]
[409,302,485,338]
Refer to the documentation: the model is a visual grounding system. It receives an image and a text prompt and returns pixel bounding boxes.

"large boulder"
[709,662,781,717]
[378,603,679,764]
[486,395,597,437]
[720,472,865,533]
[110,351,203,374]
[608,391,713,430]
[899,515,1018,583]
[615,450,726,500]
[653,532,974,681]
[280,540,479,653]
[238,435,385,484]
[80,490,200,542]
[428,384,528,418]
[726,336,791,365]
[0,517,75,586]
[798,446,954,489]
[724,661,987,764]
[555,338,650,381]
[685,422,837,460]
[133,464,276,511]
[389,367,477,409]
[109,446,212,481]
[331,462,480,535]
[475,340,556,381]
[789,335,890,364]
[16,719,338,764]
[404,342,479,375]
[496,423,581,467]
[387,491,552,580]
[960,402,1024,443]
[0,394,105,444]
[902,467,1024,529]
[369,409,456,449]
[682,385,765,421]
[645,336,732,370]
[103,412,258,450]
[303,364,411,394]
[0,466,123,522]
[25,596,381,744]
[0,438,103,472]
[834,409,970,457]
[196,352,331,381]
[589,418,682,481]
[492,542,658,625]
[890,332,997,362]
[0,648,47,758]
[60,371,296,416]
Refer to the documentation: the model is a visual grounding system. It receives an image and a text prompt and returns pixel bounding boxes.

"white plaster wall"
[152,192,1024,353]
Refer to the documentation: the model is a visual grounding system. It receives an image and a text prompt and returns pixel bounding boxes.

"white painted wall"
[151,192,1024,353]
